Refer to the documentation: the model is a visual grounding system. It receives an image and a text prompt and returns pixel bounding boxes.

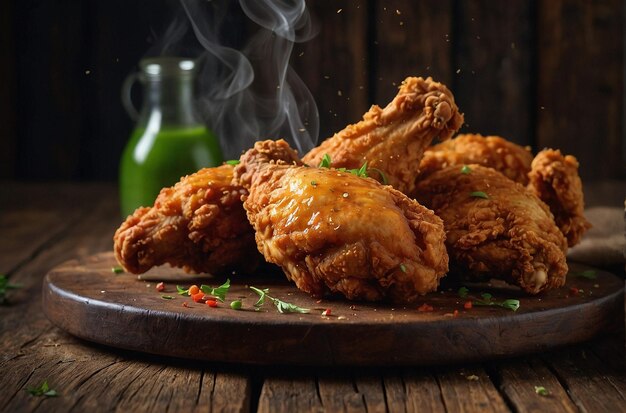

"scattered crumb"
[466,375,480,381]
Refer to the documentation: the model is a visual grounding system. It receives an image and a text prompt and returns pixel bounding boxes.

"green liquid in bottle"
[119,126,222,217]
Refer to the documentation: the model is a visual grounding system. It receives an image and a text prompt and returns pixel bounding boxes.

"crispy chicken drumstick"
[234,140,448,303]
[304,77,464,195]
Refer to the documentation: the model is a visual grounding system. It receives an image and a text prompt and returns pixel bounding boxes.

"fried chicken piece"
[418,133,533,184]
[235,140,448,303]
[414,165,568,294]
[527,149,591,247]
[416,134,590,246]
[303,76,464,195]
[114,165,257,275]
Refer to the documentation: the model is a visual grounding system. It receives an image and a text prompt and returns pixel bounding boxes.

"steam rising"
[169,0,319,157]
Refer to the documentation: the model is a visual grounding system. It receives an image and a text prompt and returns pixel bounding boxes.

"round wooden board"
[43,252,623,366]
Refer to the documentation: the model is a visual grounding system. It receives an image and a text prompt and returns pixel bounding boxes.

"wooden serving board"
[43,252,623,366]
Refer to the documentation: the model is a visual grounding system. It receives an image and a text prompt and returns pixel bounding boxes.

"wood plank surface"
[292,1,369,142]
[453,0,534,145]
[536,0,624,179]
[374,0,453,105]
[0,185,251,413]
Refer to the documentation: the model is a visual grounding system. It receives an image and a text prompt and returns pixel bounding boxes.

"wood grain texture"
[491,358,578,413]
[537,0,624,179]
[373,0,453,105]
[453,0,534,145]
[0,185,251,413]
[42,251,623,366]
[292,1,369,142]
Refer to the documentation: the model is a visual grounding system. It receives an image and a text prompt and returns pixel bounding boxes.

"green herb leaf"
[367,168,388,185]
[356,162,368,177]
[250,286,269,307]
[311,180,317,187]
[111,266,124,274]
[458,287,469,298]
[176,285,190,296]
[399,263,407,273]
[534,386,549,396]
[319,154,332,168]
[481,293,493,301]
[161,295,174,300]
[250,286,309,314]
[0,274,21,304]
[273,298,310,314]
[27,380,58,397]
[470,191,489,199]
[500,299,521,311]
[571,269,597,279]
[461,165,472,174]
[225,160,240,165]
[200,279,231,302]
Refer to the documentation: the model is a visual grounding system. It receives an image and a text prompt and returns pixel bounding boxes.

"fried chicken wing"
[114,165,257,275]
[235,140,448,303]
[418,133,533,184]
[303,77,464,194]
[413,165,568,294]
[528,149,591,247]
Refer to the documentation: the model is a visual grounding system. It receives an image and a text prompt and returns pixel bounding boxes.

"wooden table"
[1,182,624,413]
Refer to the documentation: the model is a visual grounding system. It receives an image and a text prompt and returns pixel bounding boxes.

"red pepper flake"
[570,287,579,296]
[321,309,331,316]
[182,302,189,308]
[418,303,434,312]
[453,309,459,317]
[192,292,205,303]
[464,300,473,310]
[156,282,165,292]
[206,299,218,308]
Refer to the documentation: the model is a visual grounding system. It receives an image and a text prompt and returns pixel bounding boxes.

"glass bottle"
[119,57,222,217]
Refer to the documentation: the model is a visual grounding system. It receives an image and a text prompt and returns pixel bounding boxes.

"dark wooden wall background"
[1,0,624,182]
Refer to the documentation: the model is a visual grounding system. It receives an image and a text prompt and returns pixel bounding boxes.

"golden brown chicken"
[415,133,590,246]
[235,140,449,303]
[413,164,568,294]
[418,133,533,184]
[527,149,591,247]
[114,165,256,275]
[303,76,464,195]
[114,76,463,276]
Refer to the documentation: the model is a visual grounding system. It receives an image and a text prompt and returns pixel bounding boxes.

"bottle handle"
[121,72,140,121]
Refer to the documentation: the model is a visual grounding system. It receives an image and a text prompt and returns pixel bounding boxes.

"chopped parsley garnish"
[250,286,310,314]
[460,287,520,311]
[534,386,549,396]
[200,279,231,302]
[311,180,317,187]
[461,165,472,174]
[470,191,489,199]
[318,154,332,168]
[111,266,124,274]
[570,270,597,279]
[399,263,407,273]
[225,160,240,165]
[0,274,21,304]
[26,380,58,397]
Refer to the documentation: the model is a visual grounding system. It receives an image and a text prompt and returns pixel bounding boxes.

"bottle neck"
[137,76,202,129]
